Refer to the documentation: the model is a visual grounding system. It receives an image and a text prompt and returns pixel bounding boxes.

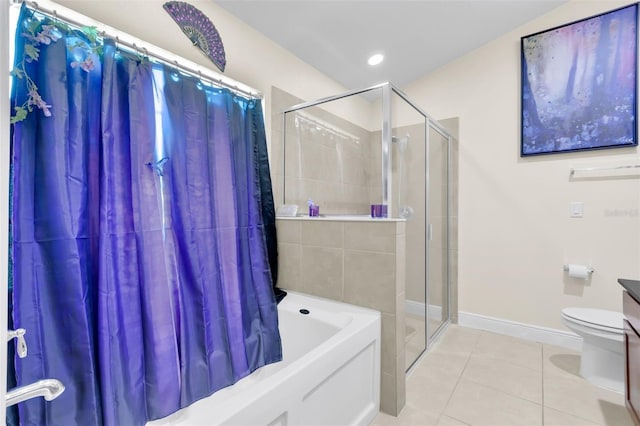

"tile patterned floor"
[372,325,633,426]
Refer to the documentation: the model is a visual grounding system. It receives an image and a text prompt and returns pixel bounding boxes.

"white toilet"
[561,307,625,393]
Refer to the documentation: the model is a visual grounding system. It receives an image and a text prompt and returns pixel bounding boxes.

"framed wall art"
[521,4,638,156]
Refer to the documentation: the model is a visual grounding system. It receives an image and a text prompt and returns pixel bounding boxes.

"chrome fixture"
[7,328,27,358]
[6,379,65,407]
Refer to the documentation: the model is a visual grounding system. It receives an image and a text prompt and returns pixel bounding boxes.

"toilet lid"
[562,308,623,330]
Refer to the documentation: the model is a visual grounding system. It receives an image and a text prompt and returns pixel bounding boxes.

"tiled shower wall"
[276,218,407,416]
[270,87,380,215]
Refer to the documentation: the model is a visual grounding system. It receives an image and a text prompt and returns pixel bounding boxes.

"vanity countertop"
[619,278,640,303]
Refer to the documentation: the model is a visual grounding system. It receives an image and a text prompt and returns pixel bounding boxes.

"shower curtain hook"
[133,43,141,59]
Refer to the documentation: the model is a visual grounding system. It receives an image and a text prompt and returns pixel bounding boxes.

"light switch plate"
[570,202,584,218]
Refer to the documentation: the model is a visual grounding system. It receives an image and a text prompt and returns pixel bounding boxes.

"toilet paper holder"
[563,264,594,274]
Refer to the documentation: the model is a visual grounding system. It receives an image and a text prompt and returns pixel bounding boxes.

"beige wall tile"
[276,219,301,244]
[395,292,407,374]
[344,222,397,253]
[340,184,371,215]
[380,313,397,376]
[272,173,284,209]
[277,242,300,291]
[395,233,406,297]
[344,250,396,313]
[301,221,343,248]
[396,359,406,414]
[283,176,301,206]
[300,246,344,300]
[380,372,398,416]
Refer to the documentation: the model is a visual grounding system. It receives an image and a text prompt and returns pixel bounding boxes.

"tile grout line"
[435,330,482,424]
[433,353,473,426]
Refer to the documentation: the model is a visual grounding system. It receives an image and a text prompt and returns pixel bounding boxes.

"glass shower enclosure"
[279,82,452,370]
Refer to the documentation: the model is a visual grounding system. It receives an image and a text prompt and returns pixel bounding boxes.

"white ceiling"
[214,0,566,90]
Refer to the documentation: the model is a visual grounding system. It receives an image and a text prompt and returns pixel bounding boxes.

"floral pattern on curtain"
[9,6,282,425]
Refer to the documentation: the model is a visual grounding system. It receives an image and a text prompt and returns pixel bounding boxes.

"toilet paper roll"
[567,264,590,279]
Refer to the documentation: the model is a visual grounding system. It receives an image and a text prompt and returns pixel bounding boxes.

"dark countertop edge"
[619,278,640,303]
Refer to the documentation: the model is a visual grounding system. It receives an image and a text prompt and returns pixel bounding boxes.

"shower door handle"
[427,223,433,241]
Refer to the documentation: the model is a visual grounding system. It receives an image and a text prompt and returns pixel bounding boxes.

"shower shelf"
[276,215,406,222]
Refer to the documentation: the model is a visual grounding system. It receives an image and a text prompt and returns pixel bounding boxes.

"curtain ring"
[115,36,120,52]
[143,47,149,59]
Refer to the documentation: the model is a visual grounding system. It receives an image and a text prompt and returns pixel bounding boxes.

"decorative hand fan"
[163,1,226,72]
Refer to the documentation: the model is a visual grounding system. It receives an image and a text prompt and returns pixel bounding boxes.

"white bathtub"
[148,291,381,426]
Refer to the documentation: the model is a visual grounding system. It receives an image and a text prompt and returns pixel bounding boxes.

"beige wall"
[404,0,640,330]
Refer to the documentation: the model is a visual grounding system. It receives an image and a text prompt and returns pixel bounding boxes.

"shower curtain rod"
[11,0,263,100]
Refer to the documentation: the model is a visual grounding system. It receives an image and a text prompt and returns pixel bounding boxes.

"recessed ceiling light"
[368,53,384,66]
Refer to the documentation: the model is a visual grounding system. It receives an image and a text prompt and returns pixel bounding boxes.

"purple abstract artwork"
[163,1,226,72]
[521,5,638,156]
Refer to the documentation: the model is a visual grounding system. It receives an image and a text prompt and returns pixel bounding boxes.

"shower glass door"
[390,87,451,370]
[426,122,450,344]
[390,90,427,371]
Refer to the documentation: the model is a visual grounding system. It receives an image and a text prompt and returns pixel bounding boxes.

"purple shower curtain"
[10,7,281,425]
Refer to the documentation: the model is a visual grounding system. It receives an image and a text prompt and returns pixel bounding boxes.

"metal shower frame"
[281,82,453,362]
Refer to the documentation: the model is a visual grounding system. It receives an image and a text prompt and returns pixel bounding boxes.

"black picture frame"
[521,4,638,156]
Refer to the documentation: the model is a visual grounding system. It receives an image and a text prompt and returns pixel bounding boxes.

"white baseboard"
[404,300,582,351]
[458,311,582,351]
